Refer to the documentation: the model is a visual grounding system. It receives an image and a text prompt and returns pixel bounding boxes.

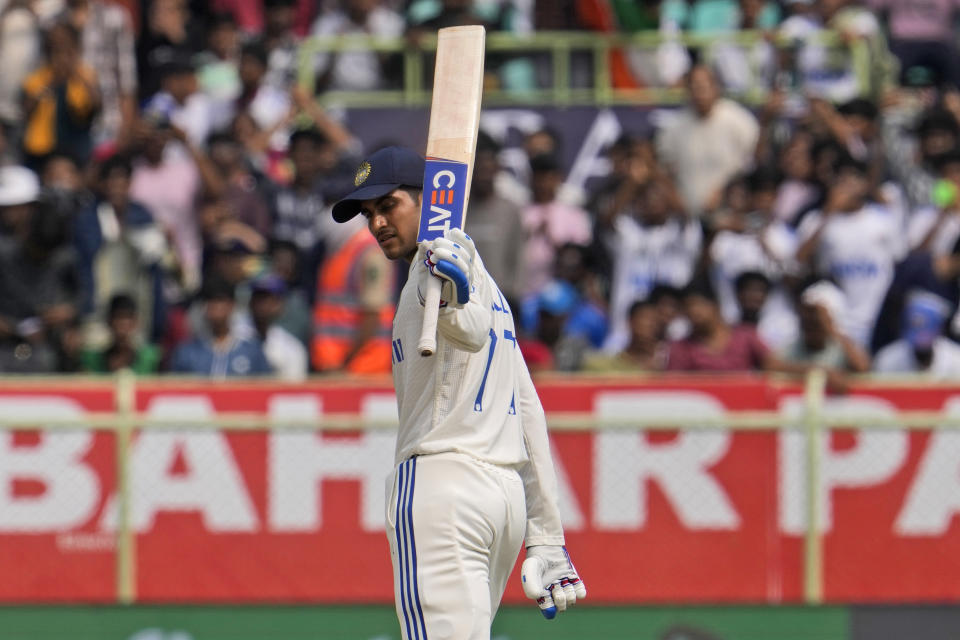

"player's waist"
[397,450,522,483]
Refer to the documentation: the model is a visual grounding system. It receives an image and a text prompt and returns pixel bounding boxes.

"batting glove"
[423,228,476,308]
[520,545,587,620]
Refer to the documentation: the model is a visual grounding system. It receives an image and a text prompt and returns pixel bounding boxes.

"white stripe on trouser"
[386,452,526,640]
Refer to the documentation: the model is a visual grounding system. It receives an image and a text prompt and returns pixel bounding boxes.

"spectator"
[870,0,960,89]
[605,178,702,352]
[269,127,332,300]
[656,63,759,217]
[874,291,960,377]
[0,165,39,239]
[40,153,93,224]
[170,276,272,377]
[787,0,896,103]
[883,101,960,211]
[58,0,138,147]
[21,21,100,170]
[521,277,606,371]
[907,149,960,256]
[707,170,799,349]
[129,118,203,293]
[772,128,820,225]
[81,293,161,373]
[517,280,581,372]
[488,126,565,208]
[780,280,871,371]
[311,0,405,92]
[591,134,665,284]
[667,279,774,372]
[691,0,781,94]
[733,270,770,323]
[268,238,311,346]
[289,85,363,195]
[74,154,169,348]
[465,131,524,300]
[519,153,592,297]
[0,191,80,373]
[246,273,307,381]
[553,242,608,341]
[136,0,196,102]
[583,299,667,372]
[182,233,263,345]
[237,40,292,153]
[143,56,212,149]
[650,283,690,341]
[870,240,960,353]
[779,0,818,38]
[796,155,904,346]
[544,280,596,371]
[203,234,262,293]
[810,98,881,176]
[812,97,909,226]
[311,221,394,374]
[263,0,302,91]
[0,0,40,147]
[206,132,272,239]
[196,12,242,133]
[588,133,646,229]
[666,278,825,377]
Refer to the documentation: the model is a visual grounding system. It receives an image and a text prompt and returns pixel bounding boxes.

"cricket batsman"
[332,146,586,639]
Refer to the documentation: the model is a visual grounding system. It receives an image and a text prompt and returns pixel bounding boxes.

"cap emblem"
[354,161,372,186]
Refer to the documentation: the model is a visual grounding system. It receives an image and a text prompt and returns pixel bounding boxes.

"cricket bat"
[416,25,486,357]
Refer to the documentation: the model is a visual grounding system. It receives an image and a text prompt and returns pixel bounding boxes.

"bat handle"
[418,276,443,356]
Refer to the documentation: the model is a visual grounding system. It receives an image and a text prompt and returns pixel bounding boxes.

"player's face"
[361,188,422,262]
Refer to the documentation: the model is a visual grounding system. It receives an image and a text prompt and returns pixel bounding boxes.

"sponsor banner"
[0,605,850,640]
[2,377,960,603]
[0,382,117,602]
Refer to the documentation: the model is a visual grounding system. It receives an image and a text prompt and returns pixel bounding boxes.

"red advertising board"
[2,376,959,604]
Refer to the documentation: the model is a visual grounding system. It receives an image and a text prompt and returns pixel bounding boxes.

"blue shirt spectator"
[170,277,272,377]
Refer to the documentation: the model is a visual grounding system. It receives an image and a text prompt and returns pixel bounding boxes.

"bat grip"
[418,276,443,356]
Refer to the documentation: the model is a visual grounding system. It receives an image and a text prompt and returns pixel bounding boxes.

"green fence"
[296,30,861,108]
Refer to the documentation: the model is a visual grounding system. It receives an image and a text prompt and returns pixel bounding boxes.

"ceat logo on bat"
[418,157,468,242]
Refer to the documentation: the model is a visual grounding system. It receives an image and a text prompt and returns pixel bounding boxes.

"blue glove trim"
[433,259,470,305]
[538,596,557,620]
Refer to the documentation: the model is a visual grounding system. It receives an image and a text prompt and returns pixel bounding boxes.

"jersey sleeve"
[514,346,566,546]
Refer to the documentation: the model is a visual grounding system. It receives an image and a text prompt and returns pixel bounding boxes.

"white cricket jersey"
[605,215,702,352]
[797,204,905,346]
[390,253,528,468]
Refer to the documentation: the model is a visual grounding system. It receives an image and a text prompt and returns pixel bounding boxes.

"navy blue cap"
[332,146,424,223]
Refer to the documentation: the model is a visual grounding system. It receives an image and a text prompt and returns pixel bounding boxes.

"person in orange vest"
[311,221,394,374]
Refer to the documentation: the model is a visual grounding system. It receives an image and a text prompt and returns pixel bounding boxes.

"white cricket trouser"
[385,452,526,640]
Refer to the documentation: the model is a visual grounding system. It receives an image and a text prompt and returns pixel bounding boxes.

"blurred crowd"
[0,0,958,381]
